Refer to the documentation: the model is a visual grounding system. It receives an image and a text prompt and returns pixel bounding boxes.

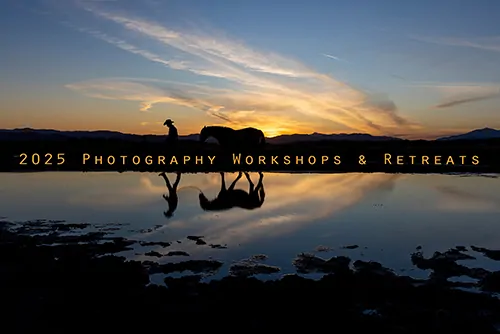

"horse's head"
[199,126,209,142]
[198,192,213,210]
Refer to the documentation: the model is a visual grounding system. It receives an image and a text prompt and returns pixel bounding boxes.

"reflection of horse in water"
[159,172,181,218]
[199,126,266,150]
[199,172,265,211]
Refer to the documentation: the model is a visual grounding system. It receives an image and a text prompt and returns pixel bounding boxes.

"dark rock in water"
[471,245,500,261]
[139,241,171,248]
[165,251,189,256]
[187,235,207,245]
[229,263,280,277]
[141,260,158,268]
[342,244,359,249]
[443,247,476,260]
[293,253,351,274]
[250,254,268,261]
[10,219,91,234]
[353,260,395,277]
[209,244,227,249]
[227,254,276,277]
[99,227,120,231]
[314,245,332,252]
[480,271,500,292]
[52,223,90,231]
[164,275,202,290]
[4,219,500,332]
[145,251,163,258]
[187,235,204,241]
[455,246,467,252]
[148,259,223,275]
[411,249,487,282]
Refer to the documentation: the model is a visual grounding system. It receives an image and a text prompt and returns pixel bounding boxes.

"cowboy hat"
[163,119,174,125]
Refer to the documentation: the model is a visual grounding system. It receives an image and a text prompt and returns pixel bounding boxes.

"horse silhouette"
[159,172,181,218]
[199,126,266,150]
[199,172,265,211]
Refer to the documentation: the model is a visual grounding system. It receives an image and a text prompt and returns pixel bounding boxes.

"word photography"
[82,153,216,166]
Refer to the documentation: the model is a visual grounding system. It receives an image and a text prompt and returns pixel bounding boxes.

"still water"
[1,172,499,281]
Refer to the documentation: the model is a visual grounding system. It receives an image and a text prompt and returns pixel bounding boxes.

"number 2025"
[19,153,65,165]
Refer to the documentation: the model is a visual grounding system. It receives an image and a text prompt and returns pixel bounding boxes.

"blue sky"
[1,0,500,138]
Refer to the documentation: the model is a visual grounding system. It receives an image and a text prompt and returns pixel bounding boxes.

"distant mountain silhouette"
[0,128,402,143]
[0,127,498,142]
[436,128,500,141]
[268,132,402,144]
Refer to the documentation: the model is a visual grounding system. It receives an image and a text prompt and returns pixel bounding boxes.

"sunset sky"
[2,0,500,139]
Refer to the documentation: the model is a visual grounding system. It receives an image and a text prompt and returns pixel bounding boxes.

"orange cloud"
[63,3,421,137]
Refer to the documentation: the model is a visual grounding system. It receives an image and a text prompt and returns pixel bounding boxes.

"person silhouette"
[159,172,181,218]
[163,119,178,144]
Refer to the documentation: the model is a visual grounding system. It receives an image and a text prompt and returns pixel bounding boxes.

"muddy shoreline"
[3,219,500,332]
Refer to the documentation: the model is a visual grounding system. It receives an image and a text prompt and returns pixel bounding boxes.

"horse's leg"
[228,172,243,191]
[173,172,181,190]
[255,172,263,190]
[258,185,266,205]
[256,173,265,204]
[160,173,173,192]
[220,172,226,192]
[244,172,254,193]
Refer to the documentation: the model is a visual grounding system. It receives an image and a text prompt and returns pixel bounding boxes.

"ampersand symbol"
[359,155,366,165]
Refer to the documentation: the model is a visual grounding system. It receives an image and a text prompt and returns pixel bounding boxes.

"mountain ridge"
[436,127,500,141]
[0,127,499,143]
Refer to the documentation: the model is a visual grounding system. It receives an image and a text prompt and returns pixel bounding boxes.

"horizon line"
[1,126,497,141]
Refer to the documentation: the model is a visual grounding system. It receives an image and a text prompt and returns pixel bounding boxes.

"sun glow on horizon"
[1,1,500,139]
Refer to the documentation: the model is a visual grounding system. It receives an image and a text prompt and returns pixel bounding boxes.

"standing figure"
[164,119,179,144]
[159,172,182,218]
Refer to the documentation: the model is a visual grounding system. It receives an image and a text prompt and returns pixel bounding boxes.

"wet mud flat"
[3,220,500,332]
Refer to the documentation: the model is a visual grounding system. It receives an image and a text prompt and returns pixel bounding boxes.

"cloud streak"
[409,82,500,109]
[435,92,500,109]
[412,35,500,53]
[64,2,419,136]
[321,53,350,63]
[322,53,341,61]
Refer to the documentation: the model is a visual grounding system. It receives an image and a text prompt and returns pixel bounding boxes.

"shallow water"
[1,172,500,281]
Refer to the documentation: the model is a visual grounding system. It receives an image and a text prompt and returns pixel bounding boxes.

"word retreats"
[383,154,479,165]
[82,154,216,165]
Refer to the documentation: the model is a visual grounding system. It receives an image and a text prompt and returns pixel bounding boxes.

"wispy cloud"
[412,35,500,53]
[321,53,350,64]
[140,121,162,126]
[435,93,500,109]
[409,82,500,109]
[321,53,341,61]
[68,26,188,70]
[63,2,420,136]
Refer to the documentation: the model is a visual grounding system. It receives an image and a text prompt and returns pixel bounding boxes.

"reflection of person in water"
[159,172,181,218]
[199,172,265,211]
